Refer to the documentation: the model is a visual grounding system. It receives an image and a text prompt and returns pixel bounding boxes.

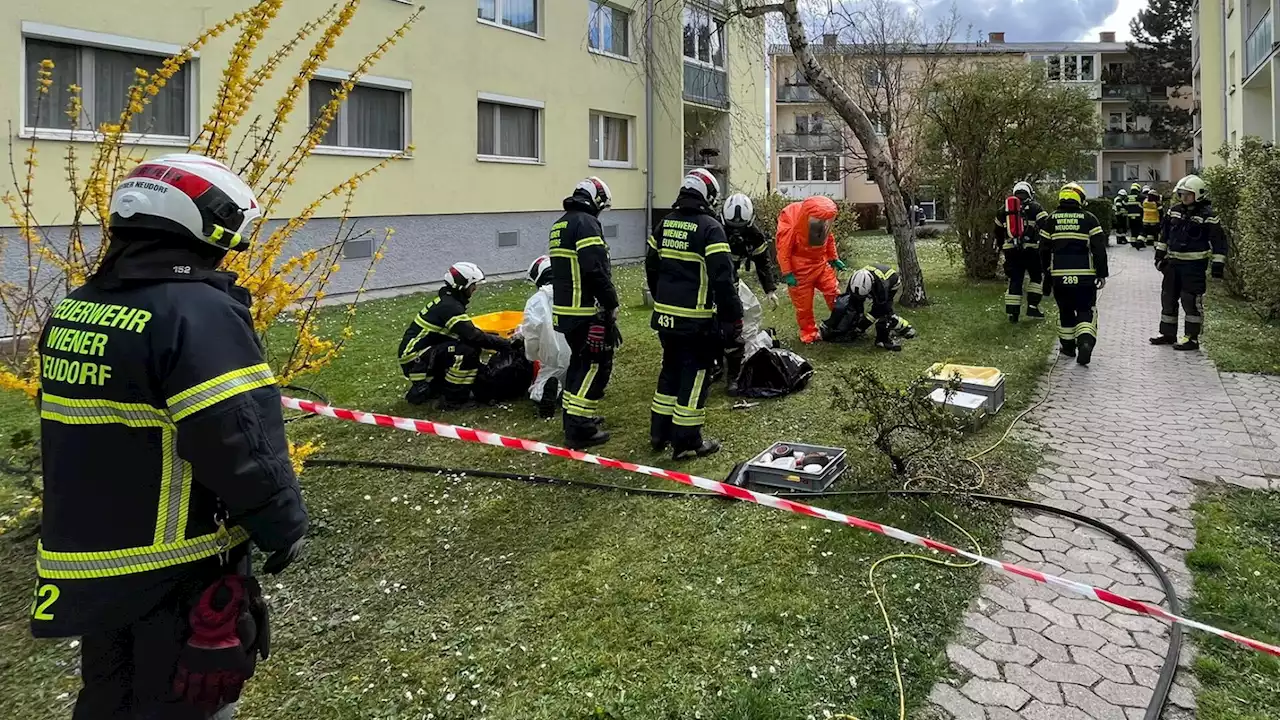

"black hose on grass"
[304,456,1181,720]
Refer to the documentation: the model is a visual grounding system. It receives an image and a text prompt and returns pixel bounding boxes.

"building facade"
[1193,0,1277,168]
[770,32,1194,216]
[1,0,767,297]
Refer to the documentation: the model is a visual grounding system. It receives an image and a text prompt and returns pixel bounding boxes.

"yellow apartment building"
[1,0,767,296]
[1193,0,1277,168]
[770,31,1194,220]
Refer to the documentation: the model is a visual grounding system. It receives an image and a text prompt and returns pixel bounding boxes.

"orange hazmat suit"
[776,196,841,343]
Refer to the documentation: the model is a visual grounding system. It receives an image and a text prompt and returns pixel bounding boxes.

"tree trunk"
[766,0,928,306]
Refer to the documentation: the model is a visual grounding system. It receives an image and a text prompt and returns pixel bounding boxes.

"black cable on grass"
[303,456,1181,720]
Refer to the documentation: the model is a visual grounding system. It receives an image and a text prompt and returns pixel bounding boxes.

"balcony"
[776,132,842,152]
[684,61,728,109]
[1103,131,1160,150]
[1101,84,1166,101]
[777,84,822,102]
[1246,9,1273,79]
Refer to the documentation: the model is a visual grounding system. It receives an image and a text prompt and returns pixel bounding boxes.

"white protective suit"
[519,285,571,402]
[739,281,773,360]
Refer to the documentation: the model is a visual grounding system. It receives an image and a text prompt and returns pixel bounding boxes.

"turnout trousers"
[1053,277,1098,354]
[1159,260,1208,341]
[1003,246,1044,319]
[562,322,614,443]
[651,332,718,452]
[403,342,482,405]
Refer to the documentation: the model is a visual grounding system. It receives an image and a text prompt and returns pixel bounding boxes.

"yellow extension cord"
[835,352,1064,720]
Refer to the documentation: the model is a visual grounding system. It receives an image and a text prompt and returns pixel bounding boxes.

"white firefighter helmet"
[1012,181,1033,198]
[682,168,721,206]
[109,153,261,252]
[1142,185,1152,195]
[574,176,613,212]
[527,255,552,286]
[723,193,753,226]
[1118,188,1128,196]
[1174,174,1207,202]
[444,261,485,291]
[848,268,874,297]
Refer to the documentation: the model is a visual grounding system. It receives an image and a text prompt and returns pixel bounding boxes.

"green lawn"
[0,236,1058,719]
[1187,490,1280,720]
[1202,282,1280,375]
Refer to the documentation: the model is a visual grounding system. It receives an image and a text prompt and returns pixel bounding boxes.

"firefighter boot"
[1026,306,1045,319]
[567,427,611,450]
[1149,334,1177,346]
[673,439,722,461]
[1174,338,1201,351]
[876,339,903,351]
[1076,336,1096,366]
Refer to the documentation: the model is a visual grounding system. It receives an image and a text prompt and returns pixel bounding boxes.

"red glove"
[586,323,607,353]
[173,575,268,709]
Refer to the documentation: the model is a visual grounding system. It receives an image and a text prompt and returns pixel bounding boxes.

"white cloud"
[1079,0,1145,41]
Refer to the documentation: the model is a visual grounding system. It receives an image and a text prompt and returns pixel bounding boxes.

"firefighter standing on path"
[776,196,845,343]
[1150,175,1226,351]
[1138,186,1162,251]
[647,169,743,460]
[32,154,308,719]
[550,177,620,450]
[1041,182,1109,366]
[1113,188,1129,245]
[1125,182,1144,248]
[994,181,1049,322]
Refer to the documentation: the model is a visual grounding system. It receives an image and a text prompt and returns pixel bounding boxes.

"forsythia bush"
[1204,139,1280,320]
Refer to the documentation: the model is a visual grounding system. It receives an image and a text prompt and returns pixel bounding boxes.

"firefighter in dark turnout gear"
[550,177,620,449]
[819,263,917,350]
[647,169,743,460]
[1113,189,1129,244]
[1041,183,1109,366]
[33,154,308,719]
[1125,182,1144,247]
[720,193,778,394]
[398,262,512,408]
[1150,175,1226,351]
[1138,186,1163,250]
[994,181,1049,322]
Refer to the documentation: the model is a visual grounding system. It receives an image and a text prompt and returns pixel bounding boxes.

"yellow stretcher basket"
[471,311,524,338]
[925,363,1003,387]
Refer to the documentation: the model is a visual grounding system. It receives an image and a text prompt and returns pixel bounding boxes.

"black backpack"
[737,348,814,399]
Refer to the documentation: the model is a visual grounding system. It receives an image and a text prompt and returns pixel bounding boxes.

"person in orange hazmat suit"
[776,196,846,343]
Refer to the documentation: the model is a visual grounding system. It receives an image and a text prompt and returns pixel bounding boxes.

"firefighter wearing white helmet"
[718,192,779,394]
[1113,187,1129,245]
[1040,182,1108,366]
[517,255,571,418]
[1124,182,1144,246]
[1150,174,1225,351]
[993,180,1049,322]
[549,176,619,449]
[647,169,742,460]
[398,261,512,407]
[35,153,308,717]
[819,264,916,350]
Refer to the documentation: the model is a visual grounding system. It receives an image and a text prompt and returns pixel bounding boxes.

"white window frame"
[682,2,727,70]
[1029,52,1096,83]
[587,1,633,61]
[588,110,635,169]
[778,154,840,183]
[477,92,544,165]
[19,22,198,146]
[477,0,543,39]
[310,68,412,158]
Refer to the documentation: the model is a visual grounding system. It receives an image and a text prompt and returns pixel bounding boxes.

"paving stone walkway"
[924,246,1280,720]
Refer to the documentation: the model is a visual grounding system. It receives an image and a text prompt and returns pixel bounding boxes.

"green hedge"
[751,192,861,242]
[1204,139,1280,320]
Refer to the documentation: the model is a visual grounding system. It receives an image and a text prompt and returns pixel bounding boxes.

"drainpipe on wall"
[1221,1,1229,153]
[645,0,655,229]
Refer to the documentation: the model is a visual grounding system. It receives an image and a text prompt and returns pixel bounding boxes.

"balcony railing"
[777,84,821,102]
[1246,9,1273,78]
[776,132,842,152]
[684,61,729,108]
[1101,84,1165,101]
[1103,131,1160,150]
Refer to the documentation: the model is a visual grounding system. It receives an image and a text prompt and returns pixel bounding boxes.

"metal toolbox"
[741,441,847,493]
[925,363,1006,414]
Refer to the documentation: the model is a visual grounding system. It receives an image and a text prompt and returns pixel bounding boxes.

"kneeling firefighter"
[721,193,779,395]
[776,196,845,343]
[818,263,916,350]
[398,262,513,408]
[648,169,743,460]
[518,255,571,418]
[994,181,1049,322]
[33,153,308,718]
[1150,175,1225,351]
[1040,182,1109,366]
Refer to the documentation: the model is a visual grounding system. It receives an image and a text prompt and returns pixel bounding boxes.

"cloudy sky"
[911,0,1146,43]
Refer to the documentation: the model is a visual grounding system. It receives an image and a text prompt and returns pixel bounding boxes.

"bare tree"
[739,0,939,305]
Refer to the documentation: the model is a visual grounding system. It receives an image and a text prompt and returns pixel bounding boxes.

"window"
[794,112,825,134]
[778,155,840,182]
[588,2,630,58]
[1125,163,1140,180]
[1185,158,1196,175]
[589,111,631,166]
[683,3,726,68]
[309,79,407,152]
[478,0,539,35]
[23,37,190,137]
[478,97,541,161]
[863,66,883,88]
[1108,112,1124,131]
[1032,53,1096,82]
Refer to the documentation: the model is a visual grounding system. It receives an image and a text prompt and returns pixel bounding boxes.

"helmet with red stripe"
[527,255,552,286]
[109,153,261,252]
[444,261,485,292]
[573,176,613,213]
[682,168,720,206]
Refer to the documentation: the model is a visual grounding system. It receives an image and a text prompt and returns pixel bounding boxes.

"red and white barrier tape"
[281,395,1280,658]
